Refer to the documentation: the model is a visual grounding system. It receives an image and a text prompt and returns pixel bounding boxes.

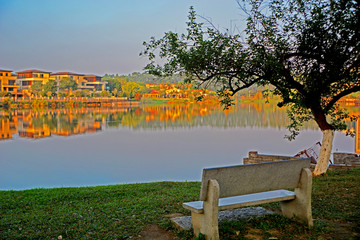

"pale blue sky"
[0,0,244,75]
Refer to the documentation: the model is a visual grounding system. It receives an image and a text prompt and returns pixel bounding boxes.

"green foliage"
[142,1,360,136]
[43,79,57,95]
[0,98,12,109]
[59,77,77,91]
[0,91,10,97]
[102,74,126,93]
[74,90,83,97]
[100,90,110,97]
[30,81,43,95]
[91,91,101,97]
[122,81,143,98]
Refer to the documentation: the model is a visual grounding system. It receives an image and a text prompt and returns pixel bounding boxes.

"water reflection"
[0,103,358,139]
[0,103,358,190]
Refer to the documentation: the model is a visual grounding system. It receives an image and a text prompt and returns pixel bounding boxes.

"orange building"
[143,89,160,98]
[16,69,51,90]
[0,69,19,98]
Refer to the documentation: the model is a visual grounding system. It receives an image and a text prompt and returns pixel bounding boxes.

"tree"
[0,91,9,97]
[122,82,143,98]
[30,81,43,96]
[112,88,119,97]
[74,90,83,97]
[59,77,78,95]
[134,92,142,100]
[43,79,57,96]
[100,90,110,97]
[142,1,360,175]
[102,75,126,93]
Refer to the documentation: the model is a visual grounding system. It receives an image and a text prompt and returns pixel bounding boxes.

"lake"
[0,102,358,190]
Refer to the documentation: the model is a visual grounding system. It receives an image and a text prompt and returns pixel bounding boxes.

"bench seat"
[183,189,295,214]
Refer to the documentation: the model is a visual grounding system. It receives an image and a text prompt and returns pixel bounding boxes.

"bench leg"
[191,179,220,240]
[280,168,313,227]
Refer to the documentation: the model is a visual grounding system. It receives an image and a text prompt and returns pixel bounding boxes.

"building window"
[40,74,43,78]
[8,80,15,85]
[33,74,38,78]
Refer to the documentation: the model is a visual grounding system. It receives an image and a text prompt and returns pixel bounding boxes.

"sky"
[0,0,245,76]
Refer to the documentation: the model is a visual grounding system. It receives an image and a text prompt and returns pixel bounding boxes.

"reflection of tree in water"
[57,115,78,132]
[106,113,124,128]
[120,108,146,128]
[43,112,58,130]
[30,115,46,129]
[133,103,316,130]
[1,104,357,137]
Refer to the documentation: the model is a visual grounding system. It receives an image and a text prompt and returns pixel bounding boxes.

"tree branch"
[325,85,360,112]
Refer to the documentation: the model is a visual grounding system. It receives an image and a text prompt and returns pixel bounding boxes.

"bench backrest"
[199,158,310,201]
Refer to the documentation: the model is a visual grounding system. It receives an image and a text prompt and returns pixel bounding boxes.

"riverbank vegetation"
[0,168,359,239]
[0,98,137,110]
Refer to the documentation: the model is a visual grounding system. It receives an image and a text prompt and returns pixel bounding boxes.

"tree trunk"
[313,129,334,176]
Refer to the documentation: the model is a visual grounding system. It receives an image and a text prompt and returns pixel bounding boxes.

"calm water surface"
[0,103,358,190]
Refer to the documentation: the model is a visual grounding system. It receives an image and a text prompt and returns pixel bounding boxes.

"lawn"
[0,168,359,239]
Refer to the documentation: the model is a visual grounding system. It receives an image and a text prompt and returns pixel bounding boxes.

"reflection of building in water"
[18,126,51,139]
[356,119,360,153]
[0,116,18,140]
[53,120,101,136]
[18,120,51,139]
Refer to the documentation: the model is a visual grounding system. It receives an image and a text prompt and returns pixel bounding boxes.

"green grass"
[1,169,359,239]
[0,182,200,239]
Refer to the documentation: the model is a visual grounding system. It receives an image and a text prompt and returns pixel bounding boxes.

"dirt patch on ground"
[138,224,177,240]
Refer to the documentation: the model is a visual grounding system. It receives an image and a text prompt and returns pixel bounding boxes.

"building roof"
[17,69,51,74]
[51,72,84,76]
[149,90,159,94]
[0,69,13,72]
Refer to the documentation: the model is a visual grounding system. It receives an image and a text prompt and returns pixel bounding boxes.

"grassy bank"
[1,169,359,239]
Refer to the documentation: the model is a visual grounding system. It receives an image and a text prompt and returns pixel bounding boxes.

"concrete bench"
[183,158,313,240]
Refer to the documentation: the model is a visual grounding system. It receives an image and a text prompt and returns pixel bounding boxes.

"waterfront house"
[0,69,20,98]
[83,75,107,91]
[16,69,51,90]
[143,89,161,98]
[50,72,86,89]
